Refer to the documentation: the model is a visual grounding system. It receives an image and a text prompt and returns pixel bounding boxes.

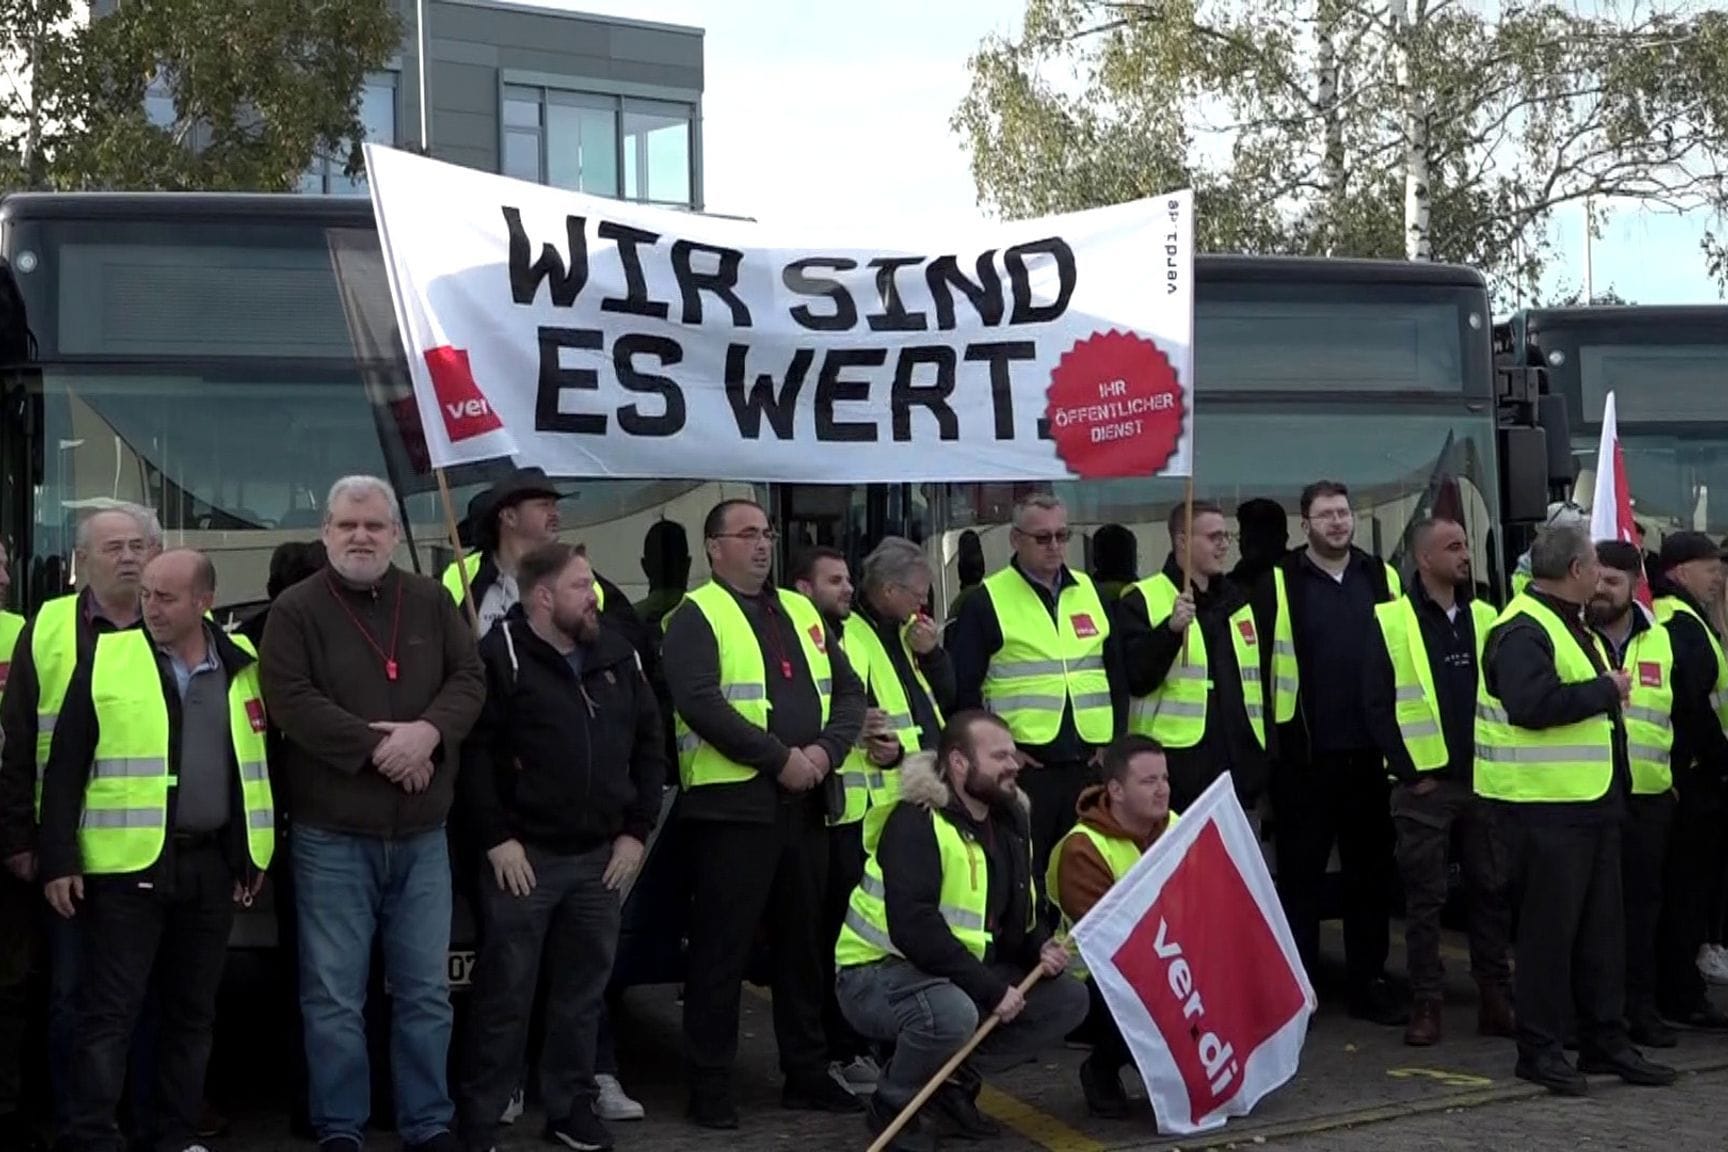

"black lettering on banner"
[536,327,607,434]
[504,207,588,307]
[815,349,885,443]
[891,346,959,441]
[671,240,752,327]
[598,221,672,319]
[784,258,859,332]
[926,253,1003,331]
[615,333,687,437]
[725,344,814,440]
[1005,237,1077,325]
[965,341,1038,440]
[866,256,930,332]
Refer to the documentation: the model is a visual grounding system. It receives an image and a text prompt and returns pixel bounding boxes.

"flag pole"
[864,964,1051,1152]
[435,467,479,631]
[1181,474,1195,663]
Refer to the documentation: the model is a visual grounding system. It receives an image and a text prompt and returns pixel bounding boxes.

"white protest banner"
[364,143,1194,483]
[1071,773,1315,1135]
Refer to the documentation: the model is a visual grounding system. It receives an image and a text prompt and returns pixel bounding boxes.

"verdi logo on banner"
[365,143,1194,483]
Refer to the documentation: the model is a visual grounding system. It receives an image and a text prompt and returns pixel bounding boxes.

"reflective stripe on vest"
[1125,573,1264,750]
[1372,597,1497,772]
[442,554,607,612]
[835,613,943,834]
[1272,561,1401,725]
[1474,595,1614,803]
[1621,621,1675,795]
[979,568,1112,746]
[1653,597,1728,732]
[83,630,275,875]
[673,583,832,789]
[835,806,1034,968]
[30,595,83,816]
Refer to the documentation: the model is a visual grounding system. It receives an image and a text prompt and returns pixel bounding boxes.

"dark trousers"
[1504,813,1628,1063]
[682,805,828,1090]
[1391,779,1512,1000]
[0,871,34,1125]
[458,843,618,1148]
[1657,779,1726,1016]
[1020,759,1093,904]
[821,820,868,1064]
[1622,791,1674,1021]
[1272,751,1395,991]
[1082,978,1132,1074]
[835,960,1089,1113]
[65,843,235,1152]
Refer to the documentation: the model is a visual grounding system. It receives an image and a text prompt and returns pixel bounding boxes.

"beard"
[963,761,1016,808]
[1586,594,1632,626]
[555,604,600,643]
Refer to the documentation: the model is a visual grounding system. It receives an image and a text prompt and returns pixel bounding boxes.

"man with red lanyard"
[260,475,485,1152]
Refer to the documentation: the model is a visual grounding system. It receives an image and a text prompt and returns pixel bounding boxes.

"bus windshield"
[940,268,1503,598]
[1516,307,1728,541]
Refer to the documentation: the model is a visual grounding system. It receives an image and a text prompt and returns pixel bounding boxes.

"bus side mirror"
[1537,393,1575,491]
[1499,426,1551,523]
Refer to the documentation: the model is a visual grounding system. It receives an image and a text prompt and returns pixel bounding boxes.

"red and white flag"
[1589,391,1651,606]
[1071,774,1315,1135]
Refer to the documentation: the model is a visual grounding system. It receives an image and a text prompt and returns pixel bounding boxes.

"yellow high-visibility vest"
[672,583,832,789]
[1271,561,1402,724]
[1653,597,1728,731]
[980,568,1112,746]
[835,614,942,840]
[1618,621,1674,795]
[1475,595,1614,804]
[82,630,274,874]
[441,553,606,612]
[1124,573,1264,750]
[1372,597,1497,772]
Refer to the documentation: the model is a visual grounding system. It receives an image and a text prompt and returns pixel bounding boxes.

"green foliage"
[1,0,401,192]
[956,0,1728,301]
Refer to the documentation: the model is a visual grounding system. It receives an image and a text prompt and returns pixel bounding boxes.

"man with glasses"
[950,493,1123,890]
[1269,480,1408,1027]
[1118,500,1269,812]
[661,498,866,1129]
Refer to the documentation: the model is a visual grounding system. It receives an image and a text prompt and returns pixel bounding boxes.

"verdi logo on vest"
[1639,661,1663,688]
[244,698,267,734]
[807,623,826,653]
[1071,613,1099,638]
[423,345,505,443]
[1109,821,1307,1122]
[1236,619,1257,646]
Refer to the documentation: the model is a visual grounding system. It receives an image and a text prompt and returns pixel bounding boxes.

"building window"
[301,73,399,196]
[503,84,695,208]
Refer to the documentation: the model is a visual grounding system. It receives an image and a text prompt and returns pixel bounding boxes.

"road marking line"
[978,1082,1108,1152]
[1387,1065,1494,1088]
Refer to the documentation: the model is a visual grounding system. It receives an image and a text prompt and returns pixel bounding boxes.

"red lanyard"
[325,573,403,681]
[759,596,794,681]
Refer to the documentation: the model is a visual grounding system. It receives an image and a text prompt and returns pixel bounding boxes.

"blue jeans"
[293,825,454,1146]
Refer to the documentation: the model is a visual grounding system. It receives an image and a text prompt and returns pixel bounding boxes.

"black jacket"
[0,589,130,859]
[1363,581,1485,784]
[468,551,656,685]
[1273,547,1399,766]
[462,606,665,854]
[949,559,1126,764]
[1482,586,1627,822]
[662,579,865,823]
[1651,586,1728,790]
[1117,554,1269,804]
[851,598,957,756]
[39,625,266,888]
[874,751,1047,1012]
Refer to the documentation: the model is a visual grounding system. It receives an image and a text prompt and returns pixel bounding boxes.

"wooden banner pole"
[434,467,480,632]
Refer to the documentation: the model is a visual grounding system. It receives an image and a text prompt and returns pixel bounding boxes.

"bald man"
[40,549,276,1152]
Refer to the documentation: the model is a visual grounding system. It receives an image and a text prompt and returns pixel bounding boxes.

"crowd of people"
[0,471,1725,1152]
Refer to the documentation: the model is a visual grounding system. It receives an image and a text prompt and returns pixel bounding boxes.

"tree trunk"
[1390,0,1431,260]
[1315,0,1345,254]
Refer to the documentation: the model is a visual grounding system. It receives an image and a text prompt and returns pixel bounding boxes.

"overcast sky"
[529,0,1724,305]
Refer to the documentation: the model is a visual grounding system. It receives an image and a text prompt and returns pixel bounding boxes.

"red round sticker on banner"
[1045,330,1185,478]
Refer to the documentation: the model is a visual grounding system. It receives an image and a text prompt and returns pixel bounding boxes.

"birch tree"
[955,0,1728,301]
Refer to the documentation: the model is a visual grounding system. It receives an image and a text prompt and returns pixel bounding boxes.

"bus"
[0,192,1548,985]
[1497,305,1728,544]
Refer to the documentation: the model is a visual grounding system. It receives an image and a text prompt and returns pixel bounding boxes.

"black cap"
[485,467,562,516]
[1657,530,1727,571]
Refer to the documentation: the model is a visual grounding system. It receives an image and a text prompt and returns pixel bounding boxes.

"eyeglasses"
[1015,528,1072,547]
[710,528,777,543]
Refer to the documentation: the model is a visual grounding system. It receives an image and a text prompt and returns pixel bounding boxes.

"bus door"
[773,483,923,577]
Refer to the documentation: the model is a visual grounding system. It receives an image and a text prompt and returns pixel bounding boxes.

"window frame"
[301,71,401,196]
[497,71,702,210]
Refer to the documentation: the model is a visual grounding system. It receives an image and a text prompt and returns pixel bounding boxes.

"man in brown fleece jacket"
[1050,735,1175,1121]
[260,474,484,1152]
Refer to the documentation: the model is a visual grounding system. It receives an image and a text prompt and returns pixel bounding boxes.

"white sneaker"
[595,1073,645,1121]
[499,1084,525,1125]
[832,1056,881,1093]
[1700,944,1728,986]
